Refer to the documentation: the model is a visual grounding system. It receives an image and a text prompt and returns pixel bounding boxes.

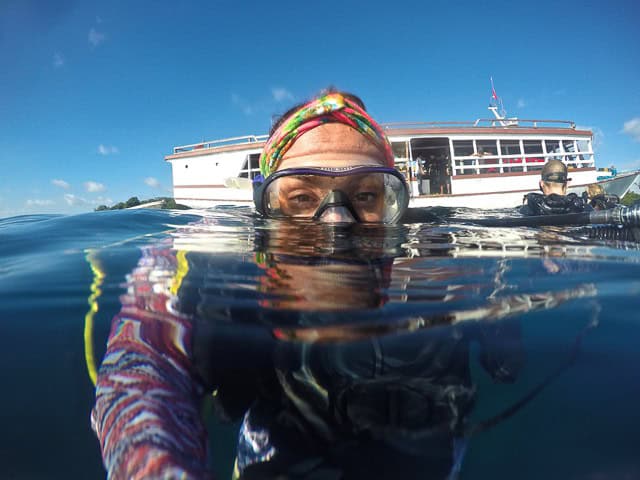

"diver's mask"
[541,171,571,184]
[253,166,409,224]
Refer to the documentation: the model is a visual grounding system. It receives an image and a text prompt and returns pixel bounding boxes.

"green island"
[621,191,640,206]
[95,196,190,211]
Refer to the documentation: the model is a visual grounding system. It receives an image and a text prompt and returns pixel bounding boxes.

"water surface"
[1,207,639,479]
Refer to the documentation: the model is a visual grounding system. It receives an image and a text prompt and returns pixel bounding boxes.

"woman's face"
[275,123,388,222]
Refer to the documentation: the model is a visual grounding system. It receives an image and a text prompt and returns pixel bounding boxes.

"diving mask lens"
[257,166,409,223]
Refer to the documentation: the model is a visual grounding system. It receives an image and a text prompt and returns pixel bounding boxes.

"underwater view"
[1,207,640,479]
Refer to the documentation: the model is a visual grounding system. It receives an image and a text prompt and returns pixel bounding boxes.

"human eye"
[288,192,315,206]
[282,190,320,215]
[353,191,379,204]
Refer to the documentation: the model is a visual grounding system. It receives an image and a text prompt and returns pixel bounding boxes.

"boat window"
[500,140,520,155]
[576,139,590,152]
[562,140,576,152]
[238,153,261,179]
[453,140,474,156]
[239,158,248,178]
[477,140,498,155]
[391,142,408,160]
[563,140,578,167]
[575,139,593,166]
[521,140,544,171]
[476,140,498,173]
[391,142,409,180]
[499,140,522,173]
[523,140,543,154]
[451,141,475,175]
[545,140,561,160]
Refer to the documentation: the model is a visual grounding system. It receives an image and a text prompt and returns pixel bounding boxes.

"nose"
[318,206,357,224]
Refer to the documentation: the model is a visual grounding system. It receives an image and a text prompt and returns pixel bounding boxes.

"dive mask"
[253,166,409,224]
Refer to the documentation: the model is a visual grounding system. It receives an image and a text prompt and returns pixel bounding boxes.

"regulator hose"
[451,204,640,228]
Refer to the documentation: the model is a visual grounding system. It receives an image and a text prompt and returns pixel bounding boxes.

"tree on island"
[126,196,141,208]
[621,191,640,206]
[95,196,189,211]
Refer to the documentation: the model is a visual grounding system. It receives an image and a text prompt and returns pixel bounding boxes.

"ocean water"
[1,207,639,479]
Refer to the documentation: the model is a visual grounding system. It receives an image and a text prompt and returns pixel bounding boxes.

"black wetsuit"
[230,321,523,480]
[520,192,589,216]
[190,310,523,479]
[582,193,620,211]
[179,251,524,480]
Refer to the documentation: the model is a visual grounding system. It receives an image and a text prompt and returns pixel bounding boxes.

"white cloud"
[271,87,294,103]
[144,177,161,188]
[51,178,70,189]
[516,98,527,109]
[88,28,106,47]
[97,144,119,155]
[64,194,89,206]
[84,181,106,193]
[622,118,640,142]
[231,93,254,116]
[26,199,55,207]
[53,52,64,68]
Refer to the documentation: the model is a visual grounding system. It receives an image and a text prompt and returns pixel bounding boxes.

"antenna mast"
[488,78,518,127]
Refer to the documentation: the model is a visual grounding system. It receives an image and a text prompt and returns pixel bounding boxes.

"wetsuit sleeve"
[91,248,214,480]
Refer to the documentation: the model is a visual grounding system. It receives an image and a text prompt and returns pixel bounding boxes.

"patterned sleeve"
[91,247,214,480]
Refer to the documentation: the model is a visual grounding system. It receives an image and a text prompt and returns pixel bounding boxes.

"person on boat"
[252,90,410,224]
[520,159,588,215]
[417,155,429,195]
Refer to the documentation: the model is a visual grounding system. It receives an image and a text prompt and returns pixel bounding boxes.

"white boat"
[165,103,639,210]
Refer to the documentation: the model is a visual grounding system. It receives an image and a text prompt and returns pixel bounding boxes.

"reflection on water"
[1,207,640,479]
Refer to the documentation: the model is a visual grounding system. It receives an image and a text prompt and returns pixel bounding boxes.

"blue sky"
[1,0,639,217]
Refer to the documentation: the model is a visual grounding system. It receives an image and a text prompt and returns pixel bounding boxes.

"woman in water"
[92,91,529,479]
[91,90,411,479]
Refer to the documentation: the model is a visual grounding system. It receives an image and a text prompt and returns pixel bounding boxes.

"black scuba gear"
[582,192,620,211]
[521,192,588,216]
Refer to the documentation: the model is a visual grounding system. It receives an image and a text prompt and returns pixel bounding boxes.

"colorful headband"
[259,93,395,178]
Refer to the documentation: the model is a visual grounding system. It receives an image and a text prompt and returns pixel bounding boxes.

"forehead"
[278,123,387,170]
[276,172,384,190]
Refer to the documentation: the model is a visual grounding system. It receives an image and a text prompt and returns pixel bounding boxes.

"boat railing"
[382,119,577,130]
[173,134,269,154]
[450,154,594,176]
